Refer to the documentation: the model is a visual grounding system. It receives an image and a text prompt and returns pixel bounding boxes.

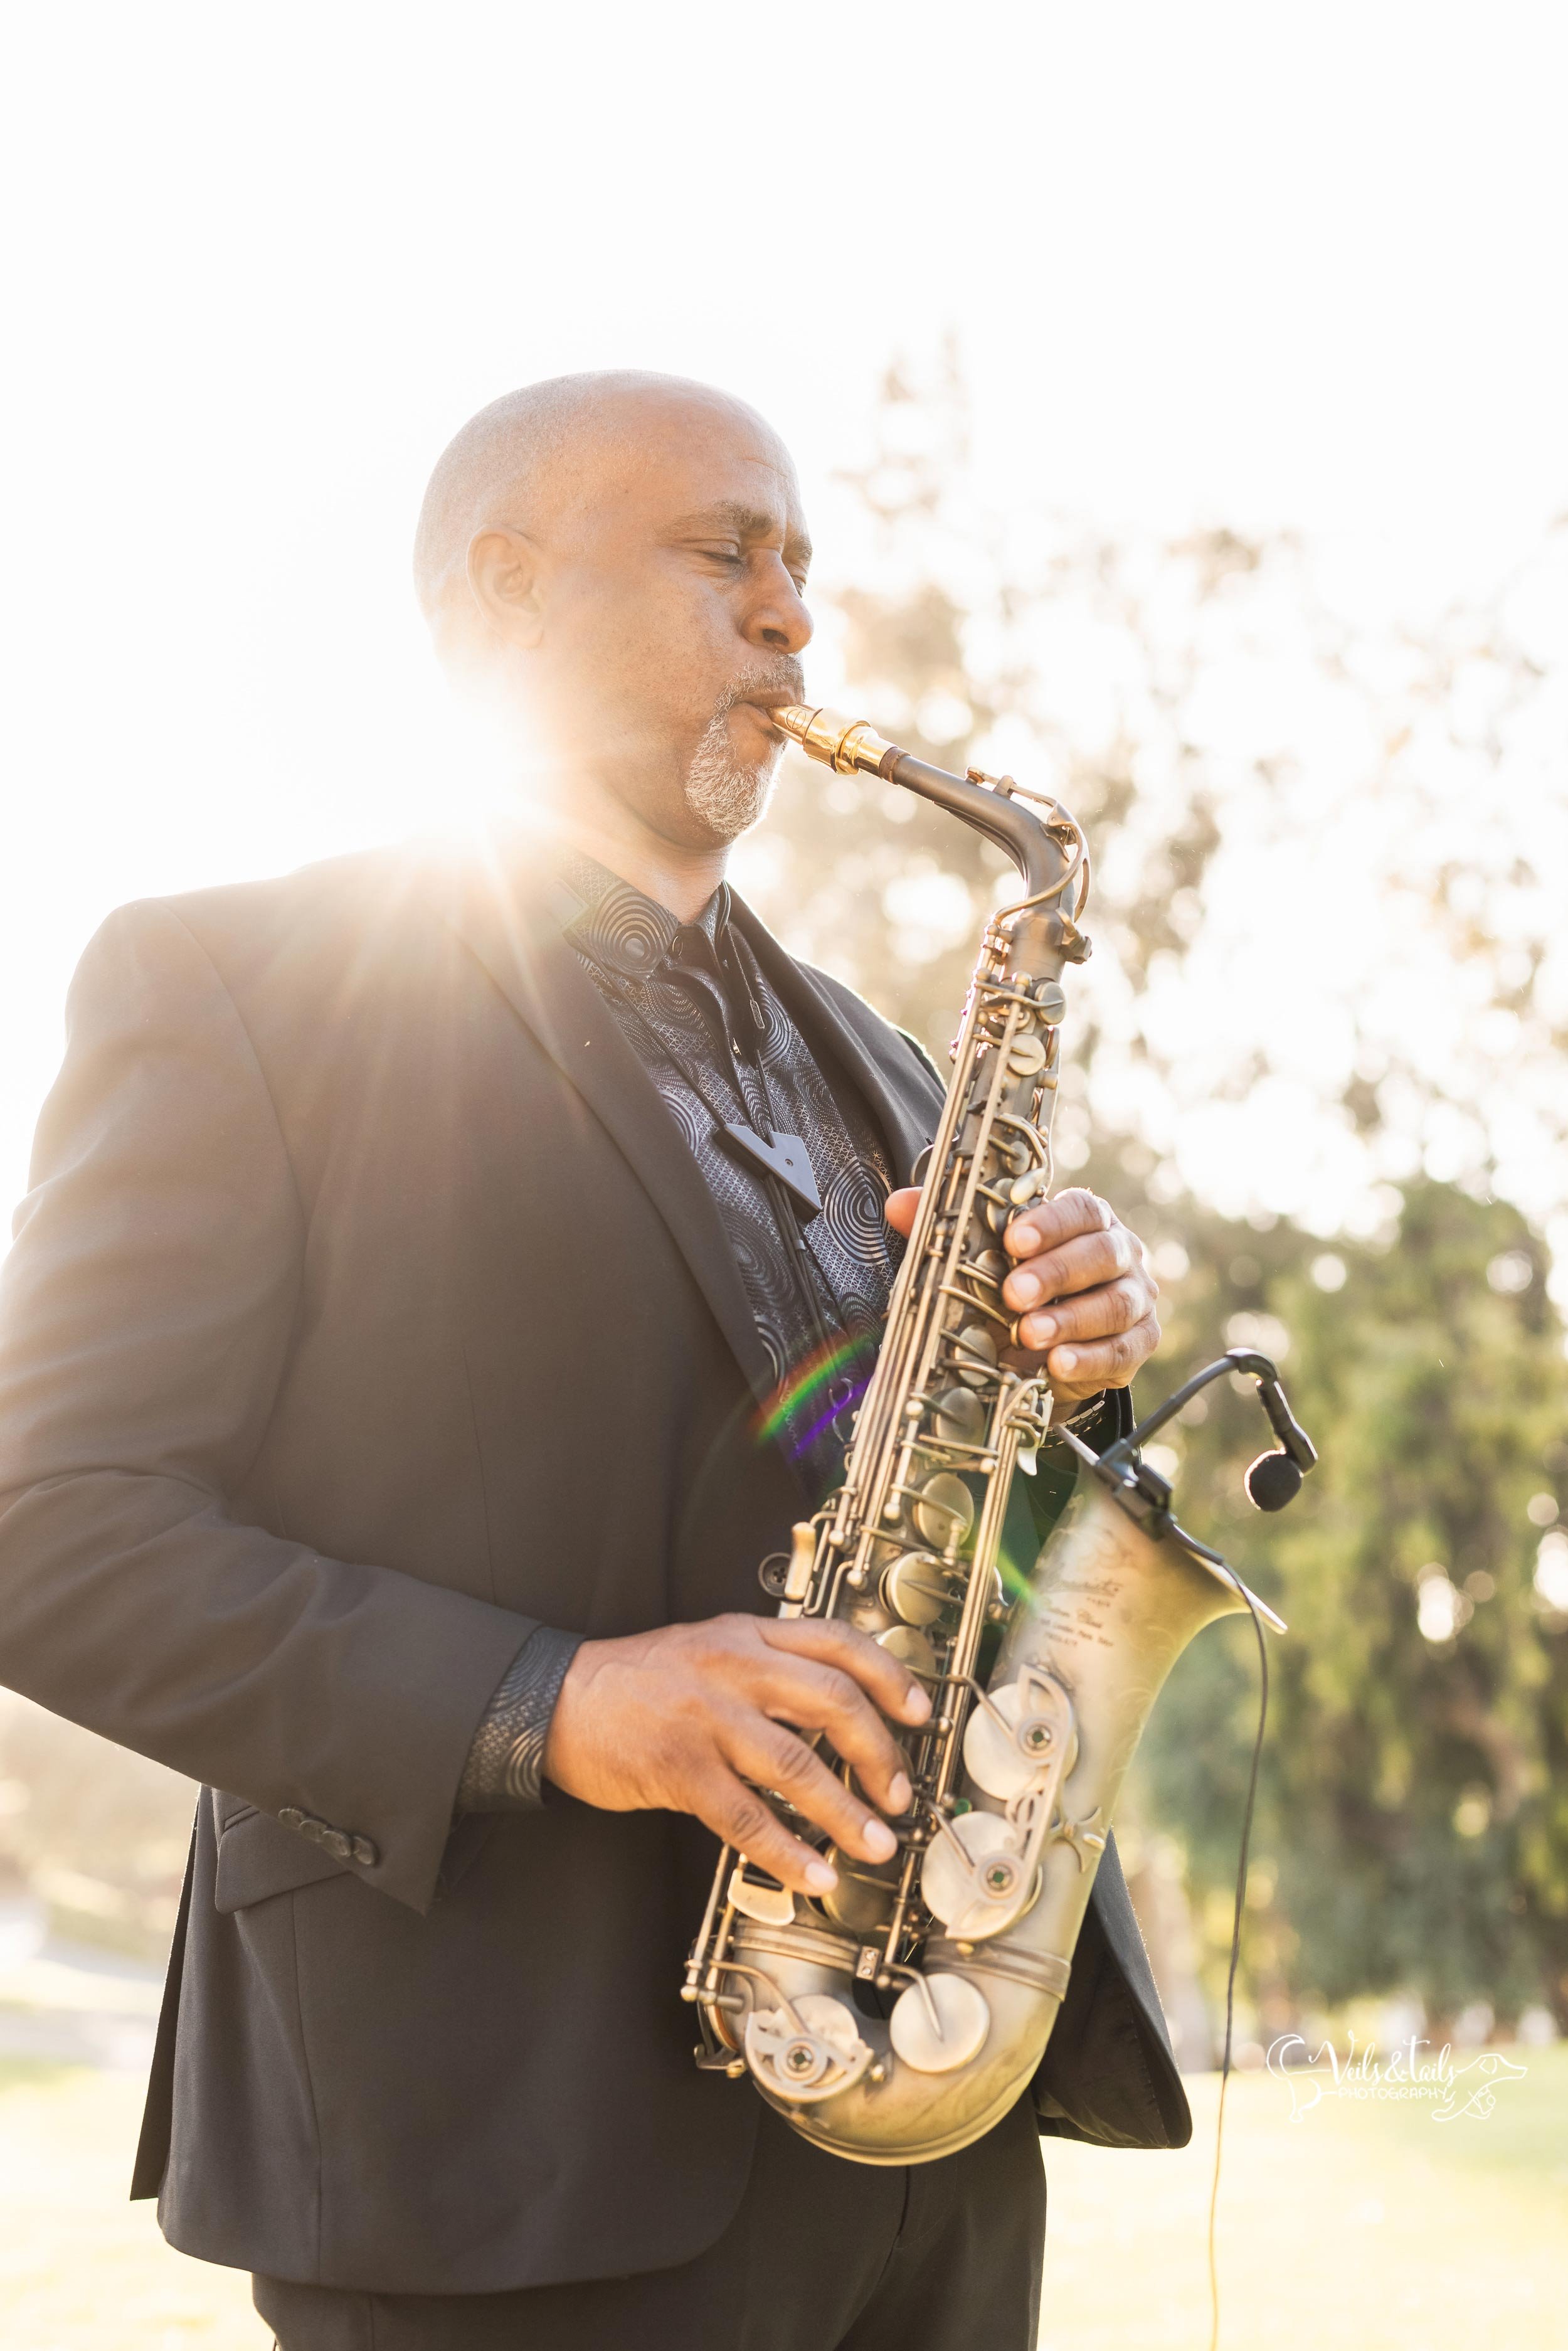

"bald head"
[411,368,813,867]
[413,371,784,661]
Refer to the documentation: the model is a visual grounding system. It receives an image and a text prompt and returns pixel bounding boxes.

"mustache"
[713,661,805,721]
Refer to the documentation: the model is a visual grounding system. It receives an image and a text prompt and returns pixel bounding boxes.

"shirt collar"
[559,849,731,982]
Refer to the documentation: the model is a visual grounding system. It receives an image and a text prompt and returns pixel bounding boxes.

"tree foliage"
[1126,1179,1568,2030]
[746,356,1568,1239]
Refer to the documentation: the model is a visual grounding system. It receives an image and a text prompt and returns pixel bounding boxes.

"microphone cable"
[1206,1582,1270,2351]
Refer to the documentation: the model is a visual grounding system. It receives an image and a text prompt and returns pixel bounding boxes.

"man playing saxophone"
[0,372,1176,2350]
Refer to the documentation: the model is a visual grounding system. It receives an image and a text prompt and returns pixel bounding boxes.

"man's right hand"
[542,1613,932,1897]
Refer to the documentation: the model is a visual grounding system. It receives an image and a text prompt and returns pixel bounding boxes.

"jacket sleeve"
[0,900,536,1913]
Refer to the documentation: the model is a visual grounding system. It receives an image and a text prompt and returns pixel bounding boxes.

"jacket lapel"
[442,851,776,1406]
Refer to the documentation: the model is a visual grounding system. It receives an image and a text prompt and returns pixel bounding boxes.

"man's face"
[512,393,813,849]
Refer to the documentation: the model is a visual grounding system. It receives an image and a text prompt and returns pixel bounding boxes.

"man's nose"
[743,557,813,658]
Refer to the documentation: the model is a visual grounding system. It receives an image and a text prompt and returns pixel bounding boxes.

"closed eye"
[686,542,810,595]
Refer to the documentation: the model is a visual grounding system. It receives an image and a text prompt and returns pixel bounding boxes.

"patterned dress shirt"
[458,853,906,1810]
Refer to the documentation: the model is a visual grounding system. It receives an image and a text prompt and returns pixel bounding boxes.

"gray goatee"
[682,674,798,841]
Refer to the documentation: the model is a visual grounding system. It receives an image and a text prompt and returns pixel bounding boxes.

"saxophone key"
[962,1675,1074,1802]
[950,1324,997,1387]
[919,1811,1038,1940]
[911,1472,975,1550]
[744,1995,872,2104]
[818,1850,900,1935]
[932,1386,985,1445]
[1007,1164,1052,1209]
[874,1623,939,1681]
[889,1973,991,2074]
[726,1865,797,1926]
[881,1549,952,1627]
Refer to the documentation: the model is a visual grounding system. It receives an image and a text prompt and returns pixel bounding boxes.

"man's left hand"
[884,1186,1161,1419]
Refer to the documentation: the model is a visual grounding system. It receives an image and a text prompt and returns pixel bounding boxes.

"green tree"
[1127,1179,1568,2032]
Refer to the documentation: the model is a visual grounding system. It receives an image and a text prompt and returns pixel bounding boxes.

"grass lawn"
[0,2063,262,2350]
[1041,2047,1568,2351]
[0,2051,1564,2348]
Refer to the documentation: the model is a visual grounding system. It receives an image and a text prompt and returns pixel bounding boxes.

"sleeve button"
[322,1828,353,1863]
[351,1835,378,1867]
[299,1816,327,1845]
[278,1807,305,1832]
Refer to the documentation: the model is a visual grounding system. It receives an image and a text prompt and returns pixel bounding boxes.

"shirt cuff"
[455,1625,585,1812]
[1049,1388,1125,1451]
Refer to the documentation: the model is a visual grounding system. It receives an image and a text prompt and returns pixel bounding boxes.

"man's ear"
[467,524,547,650]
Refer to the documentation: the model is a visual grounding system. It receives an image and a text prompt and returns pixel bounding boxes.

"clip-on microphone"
[1095,1346,1318,1516]
[1234,1351,1318,1511]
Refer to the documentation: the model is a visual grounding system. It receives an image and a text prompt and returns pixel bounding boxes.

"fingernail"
[903,1687,933,1724]
[1054,1346,1078,1373]
[1005,1223,1039,1253]
[864,1820,898,1862]
[1025,1313,1057,1344]
[806,1859,838,1892]
[1009,1271,1042,1305]
[889,1772,912,1813]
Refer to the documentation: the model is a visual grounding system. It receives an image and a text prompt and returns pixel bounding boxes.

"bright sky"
[3,2,1565,1238]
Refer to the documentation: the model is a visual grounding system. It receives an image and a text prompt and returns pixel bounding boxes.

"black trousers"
[255,2094,1047,2351]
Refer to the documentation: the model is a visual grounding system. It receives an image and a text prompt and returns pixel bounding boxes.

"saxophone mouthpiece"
[770,704,897,777]
[767,703,813,744]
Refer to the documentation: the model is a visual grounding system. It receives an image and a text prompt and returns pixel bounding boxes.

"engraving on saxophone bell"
[684,703,1301,2168]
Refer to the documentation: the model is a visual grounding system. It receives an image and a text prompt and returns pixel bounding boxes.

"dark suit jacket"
[0,839,1189,2295]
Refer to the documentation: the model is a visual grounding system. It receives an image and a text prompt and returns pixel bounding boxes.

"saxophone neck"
[769,704,1091,967]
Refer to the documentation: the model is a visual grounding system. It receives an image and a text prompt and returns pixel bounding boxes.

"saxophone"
[682,705,1313,2165]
